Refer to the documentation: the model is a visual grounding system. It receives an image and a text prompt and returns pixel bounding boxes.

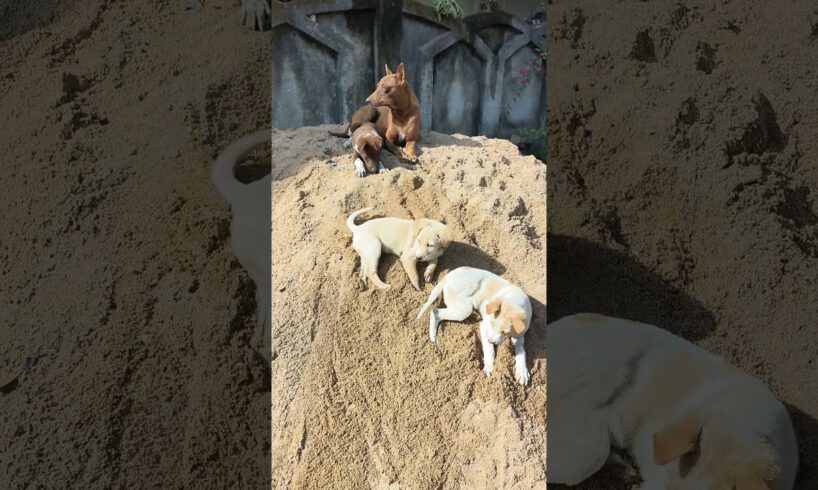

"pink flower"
[535,65,543,73]
[519,67,530,77]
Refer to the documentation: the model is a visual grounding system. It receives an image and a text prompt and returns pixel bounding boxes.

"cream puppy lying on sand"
[346,207,451,291]
[416,267,533,386]
[547,313,798,490]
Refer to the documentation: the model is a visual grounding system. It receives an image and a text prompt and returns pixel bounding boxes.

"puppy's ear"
[486,299,502,316]
[437,225,452,249]
[652,413,701,465]
[384,64,393,76]
[396,63,405,81]
[411,220,423,240]
[511,313,527,335]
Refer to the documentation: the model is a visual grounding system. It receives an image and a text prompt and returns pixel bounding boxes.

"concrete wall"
[271,0,545,137]
[413,0,544,20]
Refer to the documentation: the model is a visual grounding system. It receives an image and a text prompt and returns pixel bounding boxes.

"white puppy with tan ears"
[547,313,798,490]
[416,267,533,386]
[346,207,451,291]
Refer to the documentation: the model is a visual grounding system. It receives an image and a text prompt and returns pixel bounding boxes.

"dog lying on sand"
[366,63,421,164]
[346,207,451,291]
[350,122,386,177]
[547,313,798,490]
[329,104,413,168]
[329,105,389,148]
[211,130,271,360]
[416,267,532,386]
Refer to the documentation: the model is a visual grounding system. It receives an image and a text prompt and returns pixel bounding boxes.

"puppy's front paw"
[423,271,433,283]
[377,161,389,173]
[353,158,367,178]
[482,363,493,377]
[515,366,530,386]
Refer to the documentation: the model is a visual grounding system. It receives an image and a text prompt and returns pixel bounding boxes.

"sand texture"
[548,1,818,487]
[1,1,271,487]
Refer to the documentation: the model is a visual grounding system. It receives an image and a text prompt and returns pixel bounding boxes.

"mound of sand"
[269,127,547,487]
[548,2,818,487]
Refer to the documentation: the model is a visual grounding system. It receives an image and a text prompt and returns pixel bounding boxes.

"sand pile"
[548,1,818,487]
[269,126,547,488]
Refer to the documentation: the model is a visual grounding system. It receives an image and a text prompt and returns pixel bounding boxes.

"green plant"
[433,0,464,20]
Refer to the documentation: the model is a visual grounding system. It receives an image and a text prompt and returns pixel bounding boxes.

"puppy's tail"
[417,280,445,320]
[211,129,270,206]
[346,207,373,232]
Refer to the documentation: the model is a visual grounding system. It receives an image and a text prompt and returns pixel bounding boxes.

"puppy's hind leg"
[429,302,471,344]
[352,232,389,289]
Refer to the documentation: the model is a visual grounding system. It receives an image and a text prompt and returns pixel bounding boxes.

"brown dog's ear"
[652,413,701,465]
[384,64,393,75]
[396,63,405,81]
[485,299,502,316]
[511,313,527,335]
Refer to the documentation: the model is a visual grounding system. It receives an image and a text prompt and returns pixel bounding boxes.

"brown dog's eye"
[384,86,392,94]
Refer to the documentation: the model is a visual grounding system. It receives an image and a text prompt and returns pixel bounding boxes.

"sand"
[270,127,547,488]
[548,1,818,487]
[1,1,271,487]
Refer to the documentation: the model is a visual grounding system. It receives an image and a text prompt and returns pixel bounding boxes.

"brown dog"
[350,122,384,177]
[328,105,389,145]
[328,104,408,160]
[366,63,421,163]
